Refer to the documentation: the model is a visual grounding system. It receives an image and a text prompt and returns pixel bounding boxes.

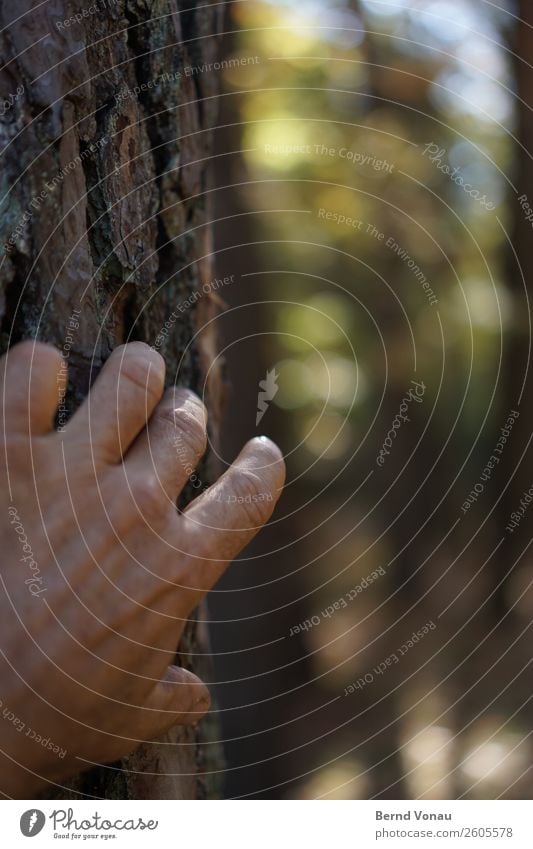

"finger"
[178,436,285,595]
[135,665,210,738]
[64,342,165,464]
[124,387,207,504]
[1,340,64,436]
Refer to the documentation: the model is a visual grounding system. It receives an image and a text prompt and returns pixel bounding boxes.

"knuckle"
[171,409,207,460]
[130,473,166,525]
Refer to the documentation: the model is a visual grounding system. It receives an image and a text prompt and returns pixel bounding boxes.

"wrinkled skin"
[0,341,285,797]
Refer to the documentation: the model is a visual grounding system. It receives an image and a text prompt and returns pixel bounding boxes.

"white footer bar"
[3,799,531,848]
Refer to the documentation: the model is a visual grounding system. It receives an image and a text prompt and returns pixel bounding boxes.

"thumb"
[135,665,211,741]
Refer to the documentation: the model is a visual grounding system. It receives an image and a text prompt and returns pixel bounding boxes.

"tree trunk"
[0,0,224,799]
[498,0,533,611]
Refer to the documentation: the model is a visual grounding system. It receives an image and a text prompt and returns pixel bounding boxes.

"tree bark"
[0,0,224,798]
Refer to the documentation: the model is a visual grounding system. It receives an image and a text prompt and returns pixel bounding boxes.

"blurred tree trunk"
[0,0,224,798]
[497,0,533,614]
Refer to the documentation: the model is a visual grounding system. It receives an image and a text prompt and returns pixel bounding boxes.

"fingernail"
[195,689,211,710]
[174,388,208,423]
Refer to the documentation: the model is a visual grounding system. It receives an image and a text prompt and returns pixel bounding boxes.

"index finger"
[177,436,285,594]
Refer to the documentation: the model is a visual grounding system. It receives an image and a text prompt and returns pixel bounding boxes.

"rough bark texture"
[0,0,224,798]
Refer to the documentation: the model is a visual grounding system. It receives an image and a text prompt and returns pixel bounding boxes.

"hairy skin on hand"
[0,340,285,798]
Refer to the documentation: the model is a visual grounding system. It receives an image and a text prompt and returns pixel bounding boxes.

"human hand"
[0,341,284,797]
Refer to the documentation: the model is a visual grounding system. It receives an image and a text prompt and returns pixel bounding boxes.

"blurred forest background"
[202,0,533,799]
